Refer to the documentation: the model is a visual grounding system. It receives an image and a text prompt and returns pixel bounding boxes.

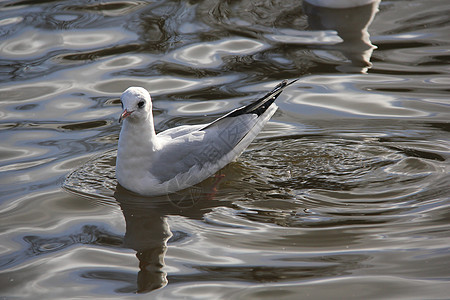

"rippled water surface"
[1,0,449,298]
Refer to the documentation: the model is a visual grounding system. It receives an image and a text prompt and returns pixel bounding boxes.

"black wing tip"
[245,78,299,116]
[282,78,299,88]
[269,78,299,95]
[200,79,298,130]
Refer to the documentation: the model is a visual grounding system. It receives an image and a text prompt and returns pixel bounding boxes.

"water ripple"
[1,0,449,297]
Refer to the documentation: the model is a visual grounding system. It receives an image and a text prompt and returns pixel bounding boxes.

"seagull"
[116,79,297,196]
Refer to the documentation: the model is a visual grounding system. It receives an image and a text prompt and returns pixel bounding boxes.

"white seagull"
[116,79,297,196]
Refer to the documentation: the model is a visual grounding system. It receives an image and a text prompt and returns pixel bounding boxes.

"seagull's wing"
[151,113,258,183]
[151,79,297,183]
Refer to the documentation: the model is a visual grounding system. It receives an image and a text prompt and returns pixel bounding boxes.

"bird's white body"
[116,80,294,196]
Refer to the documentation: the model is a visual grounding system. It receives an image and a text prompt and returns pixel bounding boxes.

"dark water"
[1,0,449,298]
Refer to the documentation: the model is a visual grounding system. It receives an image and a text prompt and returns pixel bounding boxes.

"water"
[1,0,449,298]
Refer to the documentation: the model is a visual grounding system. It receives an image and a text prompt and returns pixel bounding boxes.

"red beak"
[119,109,133,123]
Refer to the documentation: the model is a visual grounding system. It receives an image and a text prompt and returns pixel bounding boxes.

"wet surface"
[0,0,449,298]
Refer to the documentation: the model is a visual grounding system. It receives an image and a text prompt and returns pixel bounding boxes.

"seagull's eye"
[137,100,145,108]
[120,101,124,109]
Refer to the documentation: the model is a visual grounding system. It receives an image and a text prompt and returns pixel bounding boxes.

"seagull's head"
[119,87,152,123]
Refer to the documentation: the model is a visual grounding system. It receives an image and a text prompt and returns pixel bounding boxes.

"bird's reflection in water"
[303,0,381,73]
[114,175,228,293]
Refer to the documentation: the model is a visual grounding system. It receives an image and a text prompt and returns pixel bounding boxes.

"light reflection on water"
[0,0,449,298]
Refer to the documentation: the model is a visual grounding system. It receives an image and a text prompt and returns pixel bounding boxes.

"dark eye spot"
[120,101,124,109]
[138,100,145,108]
